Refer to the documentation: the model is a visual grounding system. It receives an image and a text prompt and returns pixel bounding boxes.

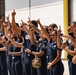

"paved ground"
[62,60,69,75]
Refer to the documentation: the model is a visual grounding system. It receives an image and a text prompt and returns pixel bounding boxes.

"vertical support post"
[29,0,31,19]
[64,0,68,59]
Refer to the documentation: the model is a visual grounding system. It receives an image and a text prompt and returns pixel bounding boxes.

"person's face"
[70,23,76,31]
[73,28,76,38]
[50,31,57,41]
[48,26,53,35]
[70,22,76,35]
[67,26,72,33]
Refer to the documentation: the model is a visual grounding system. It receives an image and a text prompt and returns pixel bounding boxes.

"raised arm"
[57,26,62,48]
[20,20,31,36]
[27,17,41,34]
[12,9,21,35]
[6,14,11,26]
[6,33,23,48]
[0,19,5,35]
[37,19,50,42]
[61,34,76,47]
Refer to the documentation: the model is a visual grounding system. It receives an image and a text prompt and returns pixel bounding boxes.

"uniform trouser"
[47,56,64,75]
[24,54,38,75]
[24,55,37,75]
[21,51,31,75]
[21,50,27,75]
[50,61,64,75]
[21,57,27,75]
[37,64,47,75]
[12,57,23,75]
[29,55,38,75]
[46,56,50,75]
[0,66,2,75]
[68,60,76,75]
[0,51,8,75]
[22,52,37,75]
[6,56,13,75]
[21,55,31,75]
[31,66,37,75]
[0,56,2,75]
[25,57,31,75]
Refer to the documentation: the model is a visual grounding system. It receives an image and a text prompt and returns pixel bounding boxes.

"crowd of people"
[0,10,76,75]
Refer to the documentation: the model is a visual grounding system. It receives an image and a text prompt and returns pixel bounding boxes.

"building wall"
[5,0,63,11]
[5,1,63,28]
[73,0,76,21]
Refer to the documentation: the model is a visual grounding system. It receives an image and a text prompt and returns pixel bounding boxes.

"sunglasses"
[50,34,55,36]
[48,29,52,31]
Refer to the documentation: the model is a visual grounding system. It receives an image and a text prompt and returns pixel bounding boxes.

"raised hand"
[0,18,3,23]
[6,14,10,21]
[21,20,25,27]
[27,17,33,27]
[12,9,16,17]
[27,17,31,23]
[6,14,11,26]
[37,18,41,25]
[57,25,62,36]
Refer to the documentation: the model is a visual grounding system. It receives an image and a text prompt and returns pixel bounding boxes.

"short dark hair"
[16,23,19,28]
[71,21,76,25]
[49,23,58,30]
[31,20,38,28]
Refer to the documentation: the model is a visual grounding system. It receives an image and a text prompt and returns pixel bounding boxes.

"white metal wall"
[73,0,76,21]
[5,1,65,58]
[5,1,63,29]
